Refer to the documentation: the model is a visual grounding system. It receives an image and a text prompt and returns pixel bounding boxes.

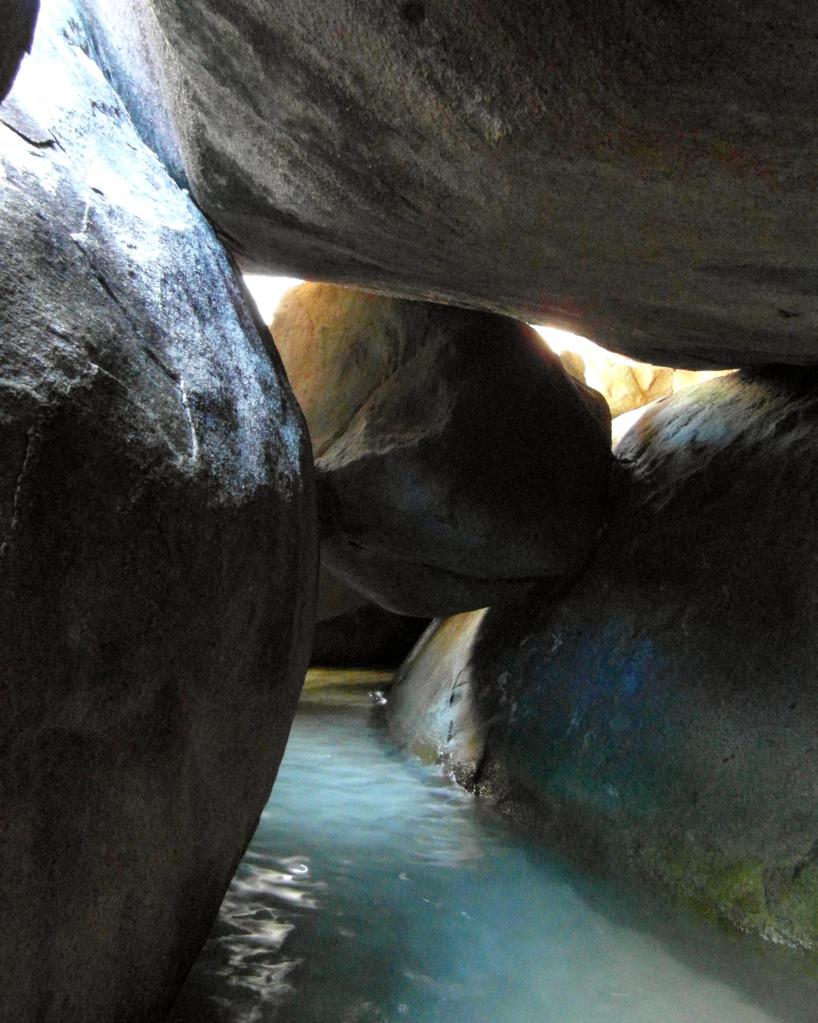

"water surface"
[171,676,818,1023]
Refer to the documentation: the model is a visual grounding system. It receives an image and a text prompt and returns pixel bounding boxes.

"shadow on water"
[169,678,818,1023]
[170,685,430,1023]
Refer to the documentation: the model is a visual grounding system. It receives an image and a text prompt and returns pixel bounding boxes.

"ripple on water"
[170,680,818,1023]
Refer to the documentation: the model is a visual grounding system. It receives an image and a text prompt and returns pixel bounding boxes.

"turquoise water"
[170,680,818,1023]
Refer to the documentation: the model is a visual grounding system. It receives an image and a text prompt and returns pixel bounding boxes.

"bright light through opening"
[244,275,594,358]
[243,275,304,325]
[243,275,730,447]
[531,325,634,367]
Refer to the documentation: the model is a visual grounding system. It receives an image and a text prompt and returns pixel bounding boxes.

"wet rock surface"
[386,611,489,786]
[0,3,315,1020]
[272,284,612,617]
[399,369,818,948]
[82,0,818,367]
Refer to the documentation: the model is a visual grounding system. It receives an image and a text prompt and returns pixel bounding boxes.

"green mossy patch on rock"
[636,840,818,954]
[637,843,772,937]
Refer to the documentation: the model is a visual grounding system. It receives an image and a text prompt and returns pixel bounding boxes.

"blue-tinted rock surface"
[390,370,818,949]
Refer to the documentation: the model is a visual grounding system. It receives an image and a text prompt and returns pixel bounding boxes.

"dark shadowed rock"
[0,3,315,1020]
[81,0,818,367]
[313,564,427,668]
[316,564,367,622]
[0,0,38,101]
[402,370,818,949]
[312,604,428,669]
[272,284,612,617]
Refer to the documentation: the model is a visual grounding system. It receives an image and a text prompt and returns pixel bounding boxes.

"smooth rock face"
[387,611,488,785]
[273,284,612,617]
[0,4,315,1020]
[0,0,38,101]
[81,0,818,367]
[422,369,818,948]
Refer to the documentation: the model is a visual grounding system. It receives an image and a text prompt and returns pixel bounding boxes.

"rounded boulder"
[272,284,612,617]
[0,5,316,1020]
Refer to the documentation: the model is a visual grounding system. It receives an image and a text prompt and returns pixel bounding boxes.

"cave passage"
[169,675,818,1023]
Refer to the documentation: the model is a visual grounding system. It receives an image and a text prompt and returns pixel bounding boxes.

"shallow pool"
[170,677,818,1023]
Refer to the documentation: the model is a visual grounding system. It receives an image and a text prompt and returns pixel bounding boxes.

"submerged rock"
[82,0,818,367]
[391,369,818,950]
[0,4,315,1020]
[272,284,612,617]
[0,0,38,101]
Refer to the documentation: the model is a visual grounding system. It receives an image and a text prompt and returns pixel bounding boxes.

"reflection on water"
[170,677,818,1023]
